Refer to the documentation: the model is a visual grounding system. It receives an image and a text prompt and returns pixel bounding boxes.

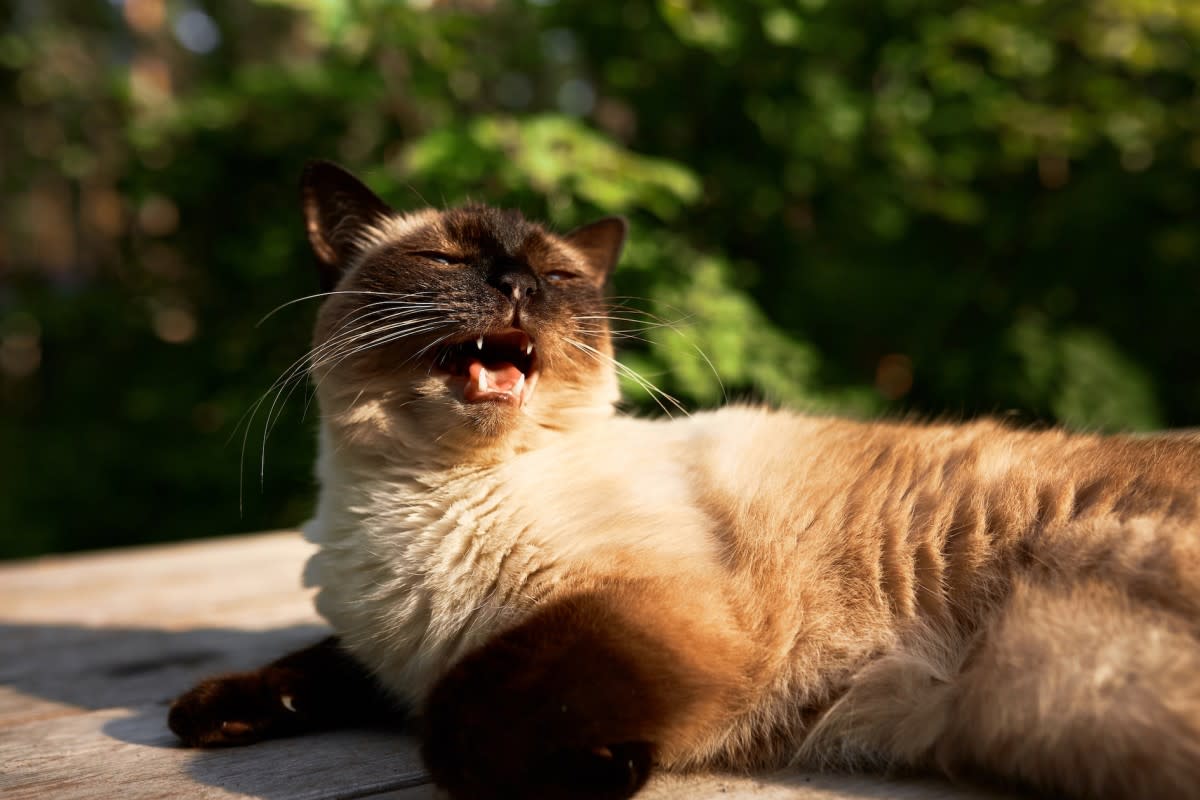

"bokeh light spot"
[557,78,595,116]
[876,354,914,400]
[173,9,221,54]
[153,305,198,344]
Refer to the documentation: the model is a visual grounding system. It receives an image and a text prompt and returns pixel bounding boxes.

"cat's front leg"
[168,636,402,747]
[421,580,751,800]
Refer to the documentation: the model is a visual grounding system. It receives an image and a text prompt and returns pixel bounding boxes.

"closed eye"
[544,270,580,283]
[413,251,462,265]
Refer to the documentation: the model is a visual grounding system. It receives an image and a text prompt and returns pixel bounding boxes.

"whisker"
[247,308,445,437]
[256,290,439,326]
[300,329,455,422]
[575,305,727,403]
[326,299,445,338]
[563,336,688,417]
[311,323,450,377]
[578,302,724,402]
[573,316,680,334]
[261,304,450,407]
[262,317,449,455]
[238,306,454,506]
[308,317,449,373]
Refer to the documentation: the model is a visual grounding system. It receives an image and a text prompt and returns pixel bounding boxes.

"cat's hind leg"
[168,636,402,747]
[798,576,1200,799]
[937,577,1200,799]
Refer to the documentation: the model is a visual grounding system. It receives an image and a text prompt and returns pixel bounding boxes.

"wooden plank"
[0,622,327,727]
[0,532,1026,799]
[0,532,318,629]
[0,532,325,727]
[0,704,426,800]
[0,533,430,799]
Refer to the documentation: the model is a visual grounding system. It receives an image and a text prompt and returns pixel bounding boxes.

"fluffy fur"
[170,162,1200,800]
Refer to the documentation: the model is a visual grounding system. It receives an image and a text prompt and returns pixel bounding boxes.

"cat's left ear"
[564,217,628,286]
[301,160,394,291]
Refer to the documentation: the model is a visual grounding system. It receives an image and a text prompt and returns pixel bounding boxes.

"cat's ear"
[564,217,628,286]
[301,160,394,291]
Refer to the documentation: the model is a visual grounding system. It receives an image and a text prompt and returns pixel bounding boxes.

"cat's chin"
[399,372,539,444]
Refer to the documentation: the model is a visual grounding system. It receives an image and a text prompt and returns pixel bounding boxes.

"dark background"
[3,0,1198,558]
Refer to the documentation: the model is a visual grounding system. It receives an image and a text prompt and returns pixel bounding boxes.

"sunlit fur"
[300,165,1200,799]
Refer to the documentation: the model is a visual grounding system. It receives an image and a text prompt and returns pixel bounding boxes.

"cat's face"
[300,161,625,452]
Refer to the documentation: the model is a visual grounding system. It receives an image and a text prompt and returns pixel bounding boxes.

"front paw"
[541,742,655,800]
[420,595,668,799]
[168,672,301,747]
[423,701,654,800]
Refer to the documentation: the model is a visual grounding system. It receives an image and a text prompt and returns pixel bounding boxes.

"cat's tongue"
[464,360,525,403]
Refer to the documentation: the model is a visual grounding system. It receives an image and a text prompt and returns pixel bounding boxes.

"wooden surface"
[0,532,1023,799]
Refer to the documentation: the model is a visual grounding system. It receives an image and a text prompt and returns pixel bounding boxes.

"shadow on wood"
[0,620,426,800]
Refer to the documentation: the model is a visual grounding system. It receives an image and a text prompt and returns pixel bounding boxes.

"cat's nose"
[492,270,540,305]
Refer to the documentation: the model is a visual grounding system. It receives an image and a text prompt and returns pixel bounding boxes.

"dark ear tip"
[300,159,351,190]
[602,216,629,236]
[605,217,629,257]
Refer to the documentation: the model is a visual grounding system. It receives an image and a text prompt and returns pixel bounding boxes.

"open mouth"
[433,329,539,407]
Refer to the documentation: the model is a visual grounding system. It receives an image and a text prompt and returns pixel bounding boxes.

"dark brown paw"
[421,594,670,799]
[168,672,303,747]
[423,730,653,800]
[539,742,655,799]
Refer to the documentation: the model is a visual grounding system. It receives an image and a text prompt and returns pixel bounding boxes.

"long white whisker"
[564,336,688,417]
[266,305,449,405]
[577,328,656,346]
[307,317,449,372]
[300,325,455,423]
[260,317,450,466]
[579,305,727,404]
[246,308,446,443]
[326,299,445,337]
[256,290,440,326]
[573,314,681,332]
[300,328,456,421]
[240,305,454,501]
[311,321,450,373]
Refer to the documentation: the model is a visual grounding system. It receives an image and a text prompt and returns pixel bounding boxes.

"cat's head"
[300,161,625,459]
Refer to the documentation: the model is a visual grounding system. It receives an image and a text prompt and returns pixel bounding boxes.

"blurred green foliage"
[2,0,1198,558]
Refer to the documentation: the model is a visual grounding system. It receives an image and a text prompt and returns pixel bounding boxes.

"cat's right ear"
[301,160,394,291]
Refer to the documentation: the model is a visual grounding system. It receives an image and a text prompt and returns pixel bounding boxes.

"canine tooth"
[525,342,533,356]
[477,369,488,392]
[514,373,526,395]
[281,695,296,712]
[476,336,484,350]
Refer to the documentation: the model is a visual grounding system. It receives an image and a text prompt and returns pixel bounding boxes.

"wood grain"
[0,532,1024,799]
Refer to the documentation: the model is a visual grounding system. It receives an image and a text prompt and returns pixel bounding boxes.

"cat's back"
[686,408,1200,539]
[679,408,1200,634]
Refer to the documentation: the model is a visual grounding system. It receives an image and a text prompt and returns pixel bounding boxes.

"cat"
[168,160,1200,800]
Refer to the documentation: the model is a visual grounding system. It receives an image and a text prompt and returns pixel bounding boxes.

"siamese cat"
[169,161,1200,800]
